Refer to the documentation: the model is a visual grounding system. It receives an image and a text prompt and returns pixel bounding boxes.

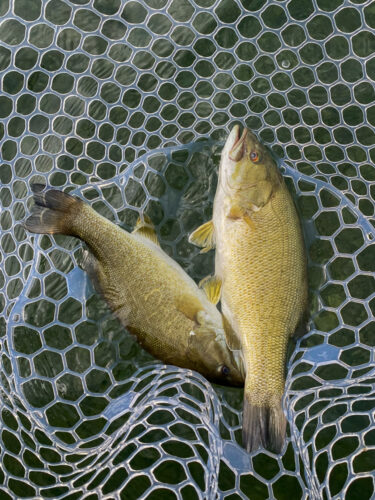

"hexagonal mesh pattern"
[0,0,374,498]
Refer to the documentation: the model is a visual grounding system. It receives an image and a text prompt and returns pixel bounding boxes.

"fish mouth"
[228,126,248,162]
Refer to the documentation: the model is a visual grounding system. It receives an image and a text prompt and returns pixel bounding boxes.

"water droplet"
[281,59,290,69]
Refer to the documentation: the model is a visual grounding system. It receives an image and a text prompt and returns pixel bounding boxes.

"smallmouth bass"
[190,126,307,452]
[24,184,244,387]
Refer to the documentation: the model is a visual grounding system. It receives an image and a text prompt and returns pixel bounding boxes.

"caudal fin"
[24,184,82,236]
[242,394,286,454]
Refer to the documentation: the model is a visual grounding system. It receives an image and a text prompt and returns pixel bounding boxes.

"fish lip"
[228,127,248,162]
[224,125,240,154]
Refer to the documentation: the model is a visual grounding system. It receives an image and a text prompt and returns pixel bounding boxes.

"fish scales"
[189,125,307,453]
[24,184,244,387]
[218,186,305,404]
[75,206,189,359]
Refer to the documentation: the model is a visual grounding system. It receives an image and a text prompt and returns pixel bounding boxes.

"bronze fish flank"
[24,184,244,387]
[189,126,307,452]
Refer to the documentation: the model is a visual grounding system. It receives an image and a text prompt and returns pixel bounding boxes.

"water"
[1,1,375,498]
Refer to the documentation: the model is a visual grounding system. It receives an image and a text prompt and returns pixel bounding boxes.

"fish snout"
[228,127,248,162]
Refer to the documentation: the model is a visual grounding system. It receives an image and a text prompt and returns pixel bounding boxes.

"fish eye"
[221,365,230,376]
[250,151,259,162]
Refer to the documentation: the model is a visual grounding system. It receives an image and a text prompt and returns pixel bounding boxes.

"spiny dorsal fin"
[132,215,160,246]
[188,220,215,253]
[199,275,222,305]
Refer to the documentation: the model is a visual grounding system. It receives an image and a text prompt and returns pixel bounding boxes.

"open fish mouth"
[228,126,248,162]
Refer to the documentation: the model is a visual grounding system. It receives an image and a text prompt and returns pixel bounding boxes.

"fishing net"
[0,0,374,498]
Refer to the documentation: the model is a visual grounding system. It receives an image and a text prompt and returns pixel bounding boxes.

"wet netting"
[0,0,374,498]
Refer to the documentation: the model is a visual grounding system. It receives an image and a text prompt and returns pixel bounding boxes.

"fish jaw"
[229,127,248,161]
[222,124,241,157]
[221,125,261,167]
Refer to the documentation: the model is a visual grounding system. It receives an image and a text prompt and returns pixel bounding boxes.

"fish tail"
[242,392,286,454]
[24,184,83,236]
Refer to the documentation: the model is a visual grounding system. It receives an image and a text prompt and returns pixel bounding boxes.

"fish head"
[219,125,282,209]
[213,349,245,387]
[201,343,245,387]
[189,321,244,387]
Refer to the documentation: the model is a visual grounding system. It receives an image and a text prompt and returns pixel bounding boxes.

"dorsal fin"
[132,215,160,246]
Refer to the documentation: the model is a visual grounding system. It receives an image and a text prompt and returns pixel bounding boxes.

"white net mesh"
[0,0,375,498]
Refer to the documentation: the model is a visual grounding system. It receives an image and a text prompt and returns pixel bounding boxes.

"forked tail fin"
[24,184,82,236]
[242,393,286,454]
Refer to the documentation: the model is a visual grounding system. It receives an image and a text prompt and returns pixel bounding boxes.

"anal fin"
[189,220,215,253]
[199,275,222,305]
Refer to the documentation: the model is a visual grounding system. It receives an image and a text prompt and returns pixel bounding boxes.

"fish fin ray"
[227,205,255,230]
[24,185,81,236]
[189,220,215,252]
[132,215,160,246]
[242,395,286,454]
[199,275,222,305]
[243,215,255,230]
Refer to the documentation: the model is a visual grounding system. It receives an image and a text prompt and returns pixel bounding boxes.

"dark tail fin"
[242,394,286,454]
[24,184,82,236]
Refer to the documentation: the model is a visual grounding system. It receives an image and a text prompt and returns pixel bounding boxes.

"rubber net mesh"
[0,0,375,498]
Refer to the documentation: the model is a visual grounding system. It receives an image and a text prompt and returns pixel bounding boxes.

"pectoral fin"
[189,220,215,253]
[227,205,255,230]
[199,275,222,305]
[132,215,160,246]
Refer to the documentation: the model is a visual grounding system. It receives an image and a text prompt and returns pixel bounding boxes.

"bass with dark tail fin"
[24,184,245,387]
[189,126,307,453]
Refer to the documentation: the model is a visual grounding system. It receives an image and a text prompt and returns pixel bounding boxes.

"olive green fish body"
[75,207,195,362]
[190,126,307,452]
[215,127,307,452]
[216,186,306,400]
[25,185,244,386]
